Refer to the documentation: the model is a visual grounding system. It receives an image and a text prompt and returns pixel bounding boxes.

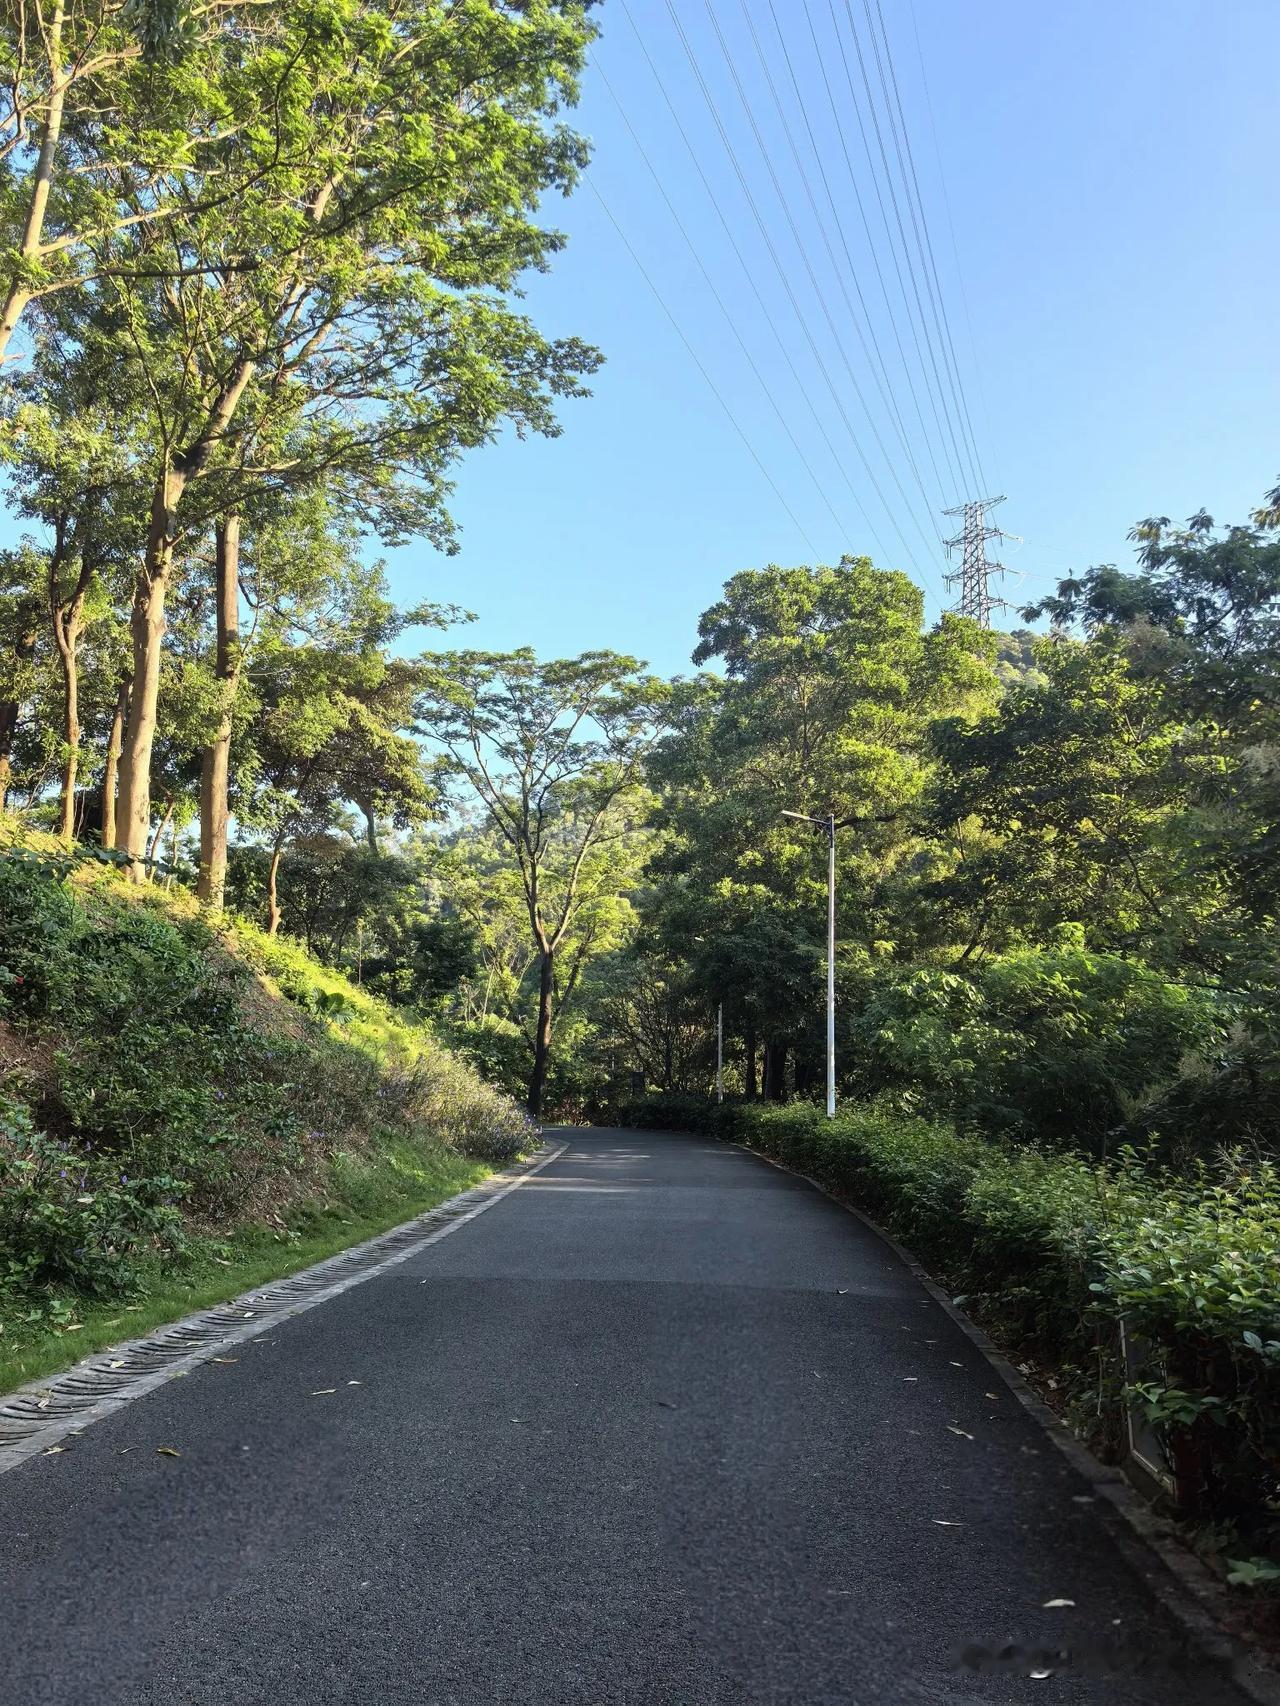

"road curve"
[0,1127,1256,1704]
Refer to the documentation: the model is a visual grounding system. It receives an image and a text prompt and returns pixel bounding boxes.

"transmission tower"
[943,496,1012,627]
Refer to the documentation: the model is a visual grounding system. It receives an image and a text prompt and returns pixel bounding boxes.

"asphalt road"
[0,1128,1258,1705]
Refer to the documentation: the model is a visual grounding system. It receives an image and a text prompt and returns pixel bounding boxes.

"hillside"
[0,826,534,1391]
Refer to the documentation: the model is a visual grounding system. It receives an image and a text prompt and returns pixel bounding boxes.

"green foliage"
[0,836,533,1325]
[0,1089,187,1310]
[857,935,1227,1154]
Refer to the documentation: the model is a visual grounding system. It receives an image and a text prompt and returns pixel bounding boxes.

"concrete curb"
[734,1138,1280,1706]
[0,1141,567,1477]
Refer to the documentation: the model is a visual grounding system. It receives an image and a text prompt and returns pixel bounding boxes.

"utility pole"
[782,809,839,1119]
[942,495,1013,628]
[716,1003,724,1104]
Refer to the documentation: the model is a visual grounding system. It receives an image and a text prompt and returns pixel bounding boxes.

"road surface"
[0,1127,1257,1704]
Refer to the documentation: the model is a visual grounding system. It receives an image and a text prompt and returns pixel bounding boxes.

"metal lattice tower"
[943,496,1011,627]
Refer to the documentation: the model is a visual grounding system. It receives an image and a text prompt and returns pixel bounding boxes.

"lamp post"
[782,808,839,1119]
[716,1001,724,1103]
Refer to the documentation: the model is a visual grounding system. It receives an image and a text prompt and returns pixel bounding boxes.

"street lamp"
[782,808,841,1119]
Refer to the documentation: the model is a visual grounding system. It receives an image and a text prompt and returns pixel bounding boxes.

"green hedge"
[616,1093,1280,1566]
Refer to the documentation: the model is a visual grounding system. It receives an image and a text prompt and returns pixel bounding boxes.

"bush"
[0,1090,187,1306]
[0,840,534,1317]
[855,934,1228,1156]
[617,1091,1280,1554]
[612,1091,725,1133]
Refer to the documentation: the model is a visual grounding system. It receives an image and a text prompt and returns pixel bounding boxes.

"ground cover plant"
[0,828,533,1384]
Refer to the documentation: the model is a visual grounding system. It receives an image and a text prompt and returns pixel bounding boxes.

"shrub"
[855,934,1228,1155]
[0,1090,187,1305]
[0,840,535,1317]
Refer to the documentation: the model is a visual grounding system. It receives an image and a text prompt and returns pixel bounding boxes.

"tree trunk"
[526,949,554,1119]
[147,795,174,880]
[101,674,129,850]
[744,1028,758,1101]
[364,807,379,854]
[266,839,284,935]
[0,0,67,365]
[49,525,95,845]
[116,365,255,882]
[0,699,18,814]
[197,515,240,907]
[52,610,82,843]
[117,474,180,881]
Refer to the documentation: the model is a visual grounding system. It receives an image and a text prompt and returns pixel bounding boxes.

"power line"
[658,0,932,581]
[584,178,821,558]
[828,0,972,497]
[615,0,897,571]
[792,0,953,510]
[696,0,939,572]
[906,0,998,490]
[734,0,942,541]
[590,56,856,545]
[864,0,988,493]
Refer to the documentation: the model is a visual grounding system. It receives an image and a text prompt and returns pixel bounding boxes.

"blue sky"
[381,0,1279,678]
[5,2,1273,681]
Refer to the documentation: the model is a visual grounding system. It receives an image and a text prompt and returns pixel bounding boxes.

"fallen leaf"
[510,1417,529,1424]
[64,1324,83,1333]
[1043,1598,1076,1608]
[1029,1670,1053,1680]
[108,1360,126,1370]
[947,1426,974,1440]
[156,1447,181,1458]
[837,1289,849,1295]
[169,1371,188,1379]
[932,1519,963,1527]
[119,1448,134,1455]
[903,1377,918,1383]
[212,1358,237,1365]
[346,1380,362,1387]
[949,1360,962,1368]
[984,1392,999,1401]
[310,1388,337,1396]
[43,1446,65,1456]
[241,1312,255,1319]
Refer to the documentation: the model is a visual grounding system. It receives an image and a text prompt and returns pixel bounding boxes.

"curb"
[0,1140,567,1477]
[734,1138,1280,1706]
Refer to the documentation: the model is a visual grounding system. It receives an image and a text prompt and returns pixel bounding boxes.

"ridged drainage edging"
[0,1141,566,1477]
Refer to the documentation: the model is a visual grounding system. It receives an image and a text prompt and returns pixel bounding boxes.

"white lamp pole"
[716,1002,724,1103]
[783,808,840,1119]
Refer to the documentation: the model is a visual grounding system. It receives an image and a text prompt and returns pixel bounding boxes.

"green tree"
[647,557,995,1096]
[417,650,667,1116]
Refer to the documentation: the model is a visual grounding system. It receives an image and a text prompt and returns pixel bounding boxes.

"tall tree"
[37,0,600,878]
[646,557,995,1094]
[417,650,668,1116]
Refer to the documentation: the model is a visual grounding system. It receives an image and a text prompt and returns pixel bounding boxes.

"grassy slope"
[0,1145,487,1394]
[0,825,531,1395]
